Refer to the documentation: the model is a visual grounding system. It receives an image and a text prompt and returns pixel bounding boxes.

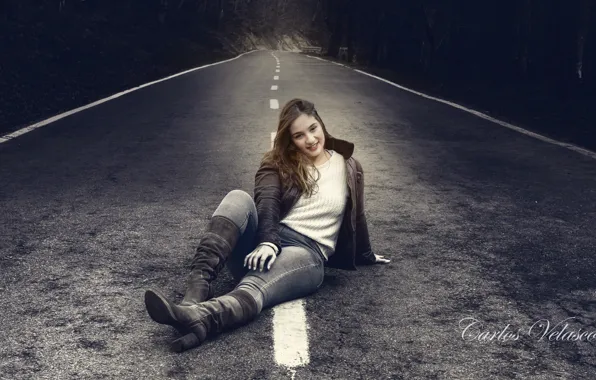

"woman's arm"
[353,159,384,265]
[253,162,283,254]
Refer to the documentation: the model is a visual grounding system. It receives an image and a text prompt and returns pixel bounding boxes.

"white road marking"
[273,299,310,368]
[274,76,279,80]
[276,69,280,73]
[0,50,259,144]
[269,131,310,370]
[270,99,279,109]
[271,85,278,90]
[304,54,596,160]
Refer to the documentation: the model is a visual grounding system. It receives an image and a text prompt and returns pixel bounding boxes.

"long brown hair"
[260,98,333,197]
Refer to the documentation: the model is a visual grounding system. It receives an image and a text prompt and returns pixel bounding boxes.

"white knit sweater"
[279,150,348,260]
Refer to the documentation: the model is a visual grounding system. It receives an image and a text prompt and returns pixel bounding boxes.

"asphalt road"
[1,50,596,379]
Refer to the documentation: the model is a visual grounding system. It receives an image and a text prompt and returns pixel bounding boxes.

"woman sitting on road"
[144,98,390,352]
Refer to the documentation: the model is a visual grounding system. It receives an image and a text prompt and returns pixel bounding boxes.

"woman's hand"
[244,244,277,272]
[374,253,390,264]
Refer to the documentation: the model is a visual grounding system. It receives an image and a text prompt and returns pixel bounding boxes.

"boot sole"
[144,289,181,327]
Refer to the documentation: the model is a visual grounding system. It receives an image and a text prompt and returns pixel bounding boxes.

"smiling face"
[289,113,326,164]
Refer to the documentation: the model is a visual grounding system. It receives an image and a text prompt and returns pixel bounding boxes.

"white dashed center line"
[270,99,279,109]
[273,300,310,368]
[268,130,311,372]
[274,76,279,80]
[271,85,278,90]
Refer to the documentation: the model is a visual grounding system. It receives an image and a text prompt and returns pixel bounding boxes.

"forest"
[2,0,594,146]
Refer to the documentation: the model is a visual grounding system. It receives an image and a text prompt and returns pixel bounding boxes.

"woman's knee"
[225,189,253,203]
[213,189,256,220]
[225,190,255,211]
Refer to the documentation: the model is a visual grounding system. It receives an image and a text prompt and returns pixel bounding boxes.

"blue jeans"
[211,189,325,313]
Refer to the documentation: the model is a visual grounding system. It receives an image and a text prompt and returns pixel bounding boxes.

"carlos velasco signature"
[459,317,596,342]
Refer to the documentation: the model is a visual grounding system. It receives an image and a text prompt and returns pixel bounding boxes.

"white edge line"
[0,49,260,144]
[304,54,596,160]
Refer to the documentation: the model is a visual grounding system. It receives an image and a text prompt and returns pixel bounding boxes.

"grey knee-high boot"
[169,288,259,352]
[181,215,241,305]
[144,215,241,331]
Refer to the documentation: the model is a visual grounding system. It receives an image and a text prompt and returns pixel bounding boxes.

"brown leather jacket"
[253,136,377,270]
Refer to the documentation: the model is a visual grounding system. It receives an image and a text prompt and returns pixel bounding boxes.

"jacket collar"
[324,136,354,160]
